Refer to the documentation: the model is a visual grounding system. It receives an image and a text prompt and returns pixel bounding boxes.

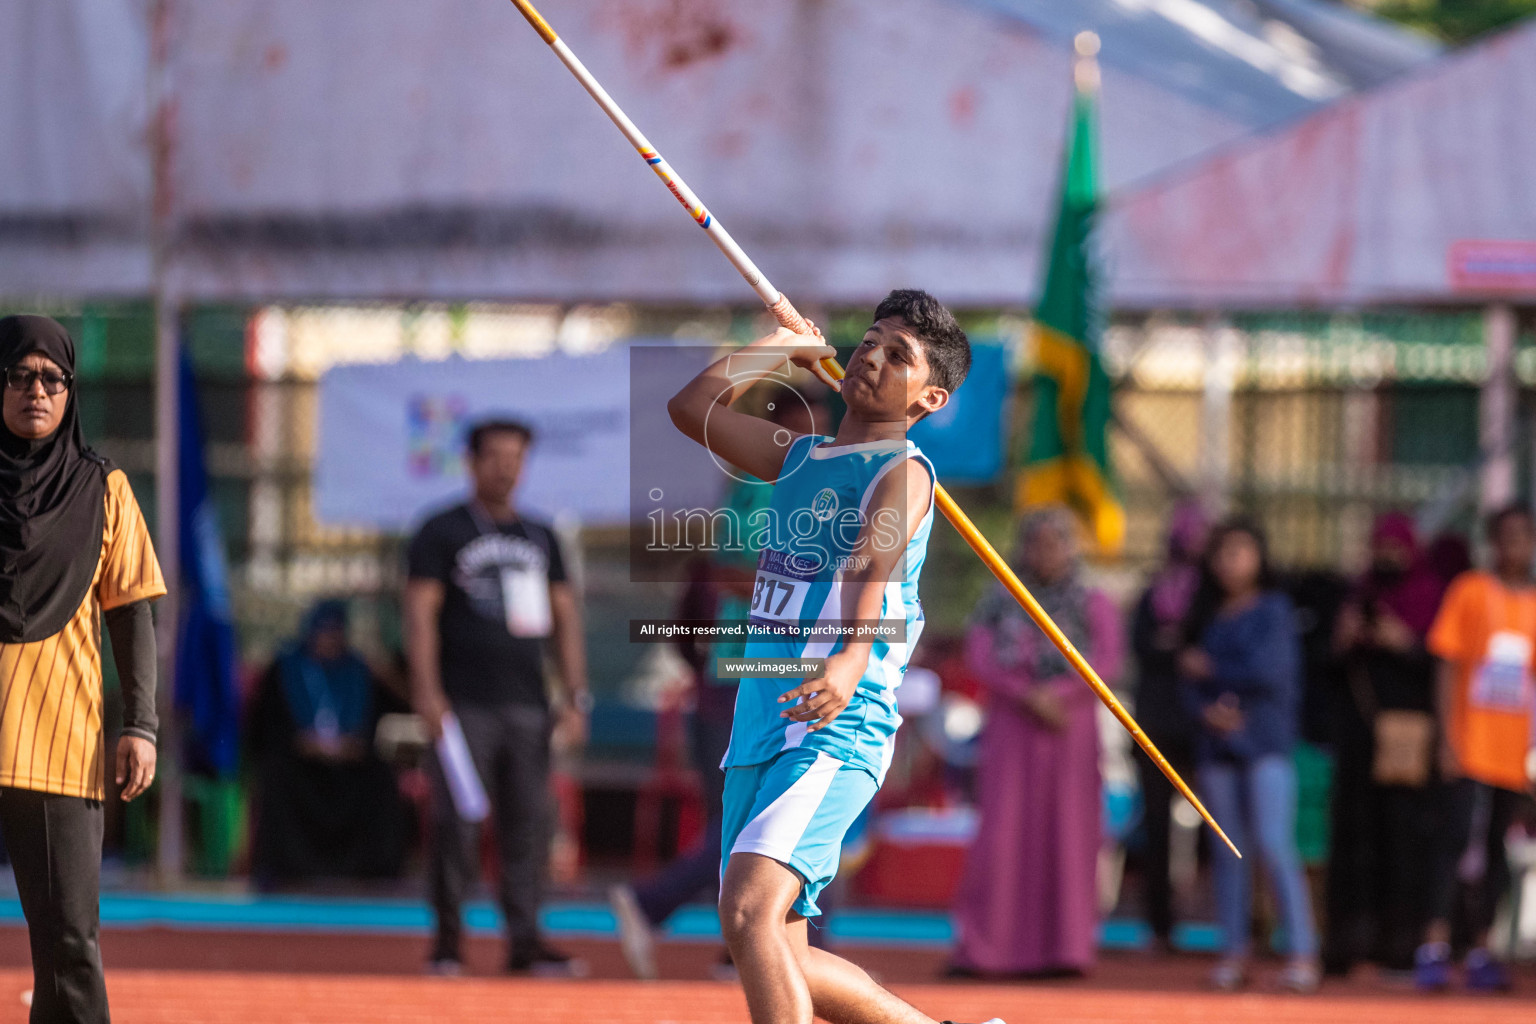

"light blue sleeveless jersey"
[723,434,935,782]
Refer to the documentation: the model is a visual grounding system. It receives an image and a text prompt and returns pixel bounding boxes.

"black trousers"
[0,788,108,1024]
[1322,725,1435,972]
[1427,778,1529,949]
[1134,738,1193,942]
[251,752,408,885]
[428,702,551,964]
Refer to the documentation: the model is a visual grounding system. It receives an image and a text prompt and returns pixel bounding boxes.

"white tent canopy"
[0,1,151,298]
[1105,19,1536,310]
[1,0,1433,307]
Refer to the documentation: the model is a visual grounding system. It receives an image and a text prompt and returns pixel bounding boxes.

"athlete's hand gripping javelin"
[754,326,844,393]
[667,327,843,483]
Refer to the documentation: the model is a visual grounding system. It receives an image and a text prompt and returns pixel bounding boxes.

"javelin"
[506,0,1239,859]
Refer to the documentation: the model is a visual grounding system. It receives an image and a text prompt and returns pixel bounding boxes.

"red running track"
[0,970,1529,1024]
[0,928,1529,1023]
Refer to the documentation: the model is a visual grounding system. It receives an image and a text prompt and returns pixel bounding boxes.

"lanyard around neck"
[468,500,517,537]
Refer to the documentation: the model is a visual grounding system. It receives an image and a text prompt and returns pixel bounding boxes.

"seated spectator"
[1180,518,1319,993]
[248,599,409,887]
[1416,503,1536,992]
[1325,513,1444,975]
[950,506,1122,978]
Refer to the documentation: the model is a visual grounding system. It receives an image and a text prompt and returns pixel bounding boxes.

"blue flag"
[906,343,1010,485]
[174,349,240,777]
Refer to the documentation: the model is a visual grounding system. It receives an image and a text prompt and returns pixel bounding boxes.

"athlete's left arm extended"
[778,458,933,731]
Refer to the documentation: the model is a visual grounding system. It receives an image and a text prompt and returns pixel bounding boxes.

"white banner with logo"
[315,349,632,529]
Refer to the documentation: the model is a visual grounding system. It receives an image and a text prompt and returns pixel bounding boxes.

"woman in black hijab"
[0,315,165,1023]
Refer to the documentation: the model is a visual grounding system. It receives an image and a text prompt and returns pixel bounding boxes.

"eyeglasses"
[4,367,73,396]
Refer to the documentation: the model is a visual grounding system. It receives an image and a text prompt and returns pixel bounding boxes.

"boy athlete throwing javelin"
[668,290,1002,1024]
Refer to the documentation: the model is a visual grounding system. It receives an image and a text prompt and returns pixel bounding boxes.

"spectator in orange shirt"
[1417,503,1536,993]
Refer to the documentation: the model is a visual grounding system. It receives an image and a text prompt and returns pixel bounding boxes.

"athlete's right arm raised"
[667,328,840,482]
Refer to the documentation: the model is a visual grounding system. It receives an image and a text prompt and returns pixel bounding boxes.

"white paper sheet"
[436,712,490,823]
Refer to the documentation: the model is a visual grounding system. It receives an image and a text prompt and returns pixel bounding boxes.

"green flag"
[1018,56,1124,554]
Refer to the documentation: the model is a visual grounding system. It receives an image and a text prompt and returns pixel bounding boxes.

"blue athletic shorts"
[720,747,879,918]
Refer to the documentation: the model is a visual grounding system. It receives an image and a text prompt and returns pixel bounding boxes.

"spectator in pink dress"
[949,506,1124,977]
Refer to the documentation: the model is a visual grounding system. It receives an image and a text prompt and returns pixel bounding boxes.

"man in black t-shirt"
[404,418,590,976]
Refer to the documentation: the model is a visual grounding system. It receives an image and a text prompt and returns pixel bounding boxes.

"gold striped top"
[0,470,166,799]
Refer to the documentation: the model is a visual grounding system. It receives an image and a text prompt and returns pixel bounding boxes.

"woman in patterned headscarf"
[0,315,165,1023]
[949,506,1123,978]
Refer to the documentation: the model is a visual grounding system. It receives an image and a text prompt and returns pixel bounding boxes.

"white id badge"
[1469,629,1534,713]
[501,565,552,638]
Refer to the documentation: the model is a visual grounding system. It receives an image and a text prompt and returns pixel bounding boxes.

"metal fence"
[11,301,1529,660]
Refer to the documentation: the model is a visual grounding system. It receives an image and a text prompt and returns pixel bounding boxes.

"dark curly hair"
[872,289,970,395]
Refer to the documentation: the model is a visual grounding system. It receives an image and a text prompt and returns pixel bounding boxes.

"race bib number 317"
[750,549,819,625]
[751,572,807,624]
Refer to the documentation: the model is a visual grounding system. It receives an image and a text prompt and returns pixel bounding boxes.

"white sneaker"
[608,883,659,980]
[1276,957,1320,994]
[1210,958,1247,991]
[425,958,463,978]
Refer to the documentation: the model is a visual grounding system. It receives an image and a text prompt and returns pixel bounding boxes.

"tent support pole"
[153,292,182,885]
[1200,314,1236,512]
[1480,302,1517,515]
[150,0,183,886]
